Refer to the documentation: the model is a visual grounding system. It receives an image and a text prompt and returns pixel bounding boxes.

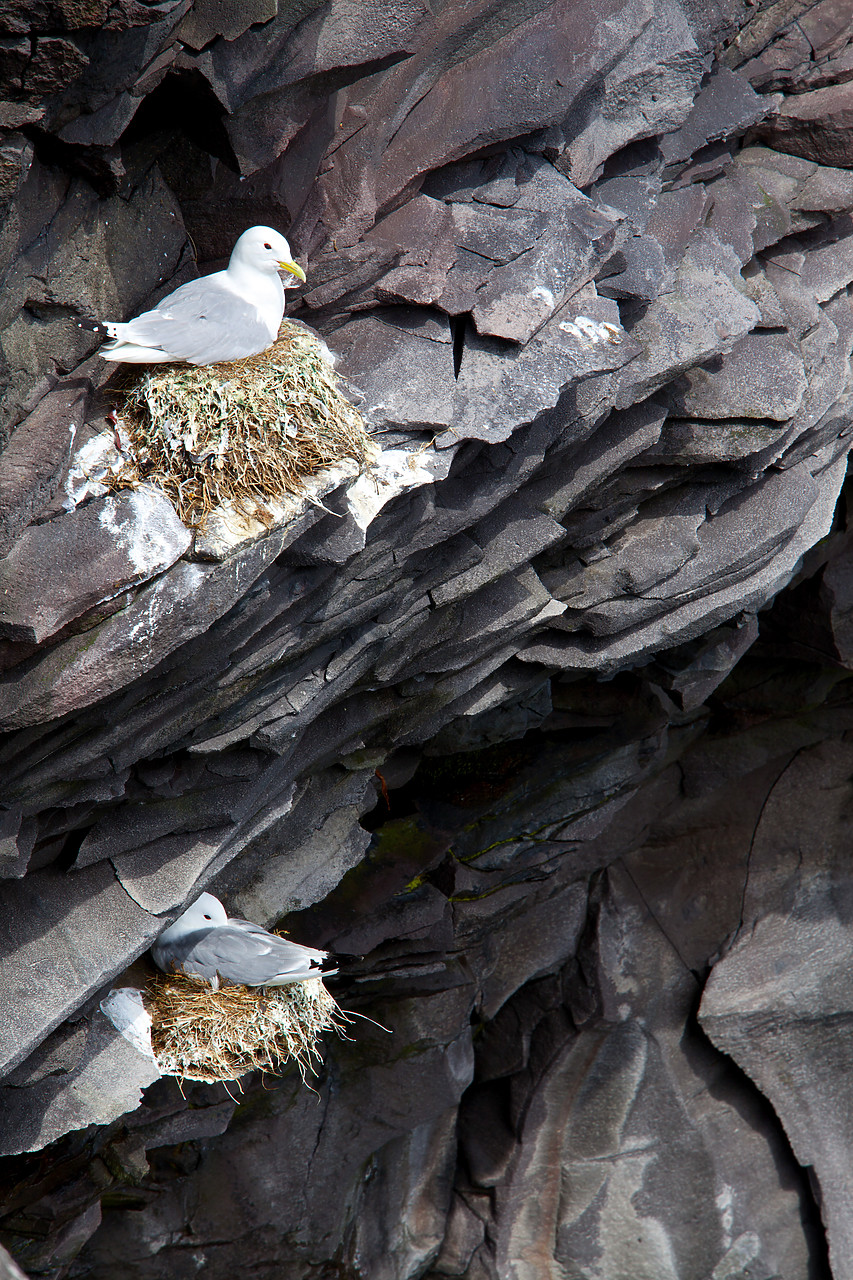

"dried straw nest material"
[112,321,371,529]
[147,970,346,1084]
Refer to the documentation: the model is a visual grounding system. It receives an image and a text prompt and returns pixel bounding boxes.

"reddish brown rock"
[0,380,88,558]
[756,80,853,168]
[0,487,191,645]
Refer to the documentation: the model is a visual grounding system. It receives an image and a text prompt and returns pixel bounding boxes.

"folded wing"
[155,922,336,986]
[104,278,275,365]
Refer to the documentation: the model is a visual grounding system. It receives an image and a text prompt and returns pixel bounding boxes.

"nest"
[146,970,346,1084]
[111,322,372,529]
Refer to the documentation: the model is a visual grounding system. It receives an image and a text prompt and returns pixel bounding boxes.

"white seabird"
[151,892,337,988]
[99,226,307,366]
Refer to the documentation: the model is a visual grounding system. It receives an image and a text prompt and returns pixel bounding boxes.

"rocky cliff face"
[2,1,853,1277]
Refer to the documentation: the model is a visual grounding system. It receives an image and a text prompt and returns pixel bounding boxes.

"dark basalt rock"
[0,487,191,645]
[1,1,853,1278]
[0,380,87,556]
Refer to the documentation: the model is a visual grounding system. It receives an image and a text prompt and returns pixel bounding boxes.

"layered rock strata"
[2,0,853,1277]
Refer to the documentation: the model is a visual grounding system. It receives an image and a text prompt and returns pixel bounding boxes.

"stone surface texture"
[1,1,853,1278]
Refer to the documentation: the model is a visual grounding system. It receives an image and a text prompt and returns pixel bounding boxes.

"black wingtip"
[77,317,109,336]
[313,952,362,976]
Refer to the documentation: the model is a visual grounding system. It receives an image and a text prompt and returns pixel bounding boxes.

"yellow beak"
[279,259,306,283]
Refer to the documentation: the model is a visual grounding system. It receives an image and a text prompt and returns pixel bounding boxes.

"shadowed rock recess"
[4,0,853,1277]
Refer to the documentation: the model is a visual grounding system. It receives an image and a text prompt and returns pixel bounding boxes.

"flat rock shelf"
[1,2,853,1279]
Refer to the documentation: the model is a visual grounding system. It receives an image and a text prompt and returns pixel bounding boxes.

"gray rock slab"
[293,0,661,253]
[594,170,663,231]
[432,1193,485,1276]
[579,463,820,634]
[786,303,849,442]
[0,807,36,880]
[111,825,235,915]
[704,167,759,264]
[642,417,790,465]
[557,0,704,187]
[615,229,760,406]
[650,612,759,711]
[794,163,853,217]
[0,380,88,558]
[643,184,709,265]
[543,501,706,609]
[799,215,853,302]
[700,908,853,1280]
[660,68,773,166]
[0,487,191,645]
[174,0,276,49]
[424,570,556,674]
[541,861,816,1280]
[332,312,457,434]
[0,1011,159,1157]
[740,259,789,326]
[2,159,185,435]
[757,80,853,169]
[469,198,619,344]
[0,521,295,731]
[763,247,824,340]
[479,883,587,1020]
[670,332,807,422]
[0,862,157,1077]
[77,777,250,866]
[596,233,666,302]
[217,0,431,169]
[452,298,639,448]
[430,507,566,608]
[231,777,372,925]
[521,451,848,672]
[127,1098,236,1148]
[528,399,668,521]
[367,195,462,308]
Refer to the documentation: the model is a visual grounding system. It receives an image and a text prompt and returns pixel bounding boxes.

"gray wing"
[161,923,333,986]
[123,277,276,364]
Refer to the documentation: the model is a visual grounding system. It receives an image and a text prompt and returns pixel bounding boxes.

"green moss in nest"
[112,322,372,529]
[147,970,346,1084]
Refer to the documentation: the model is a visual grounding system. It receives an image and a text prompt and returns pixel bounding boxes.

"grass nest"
[146,970,347,1084]
[112,321,372,530]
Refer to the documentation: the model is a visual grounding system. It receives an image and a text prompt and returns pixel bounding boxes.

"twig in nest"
[146,969,347,1084]
[110,322,372,530]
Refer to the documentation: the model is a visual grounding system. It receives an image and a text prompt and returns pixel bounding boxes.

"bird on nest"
[99,225,307,366]
[151,892,337,989]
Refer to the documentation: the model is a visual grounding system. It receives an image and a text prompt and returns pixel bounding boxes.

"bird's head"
[156,891,229,944]
[231,225,306,283]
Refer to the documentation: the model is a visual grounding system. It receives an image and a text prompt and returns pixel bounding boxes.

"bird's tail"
[314,951,364,980]
[76,316,111,336]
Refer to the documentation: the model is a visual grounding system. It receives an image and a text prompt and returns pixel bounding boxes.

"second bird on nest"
[151,892,337,989]
[99,226,307,366]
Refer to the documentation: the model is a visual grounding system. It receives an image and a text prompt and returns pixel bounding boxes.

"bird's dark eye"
[264,242,272,249]
[203,914,212,920]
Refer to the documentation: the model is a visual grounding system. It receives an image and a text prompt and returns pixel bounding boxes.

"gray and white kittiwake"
[151,892,336,988]
[99,226,306,366]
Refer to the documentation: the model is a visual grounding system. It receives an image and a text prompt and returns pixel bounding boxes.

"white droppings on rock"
[100,988,159,1065]
[345,445,437,532]
[558,315,624,346]
[63,426,133,510]
[529,285,555,308]
[96,486,188,577]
